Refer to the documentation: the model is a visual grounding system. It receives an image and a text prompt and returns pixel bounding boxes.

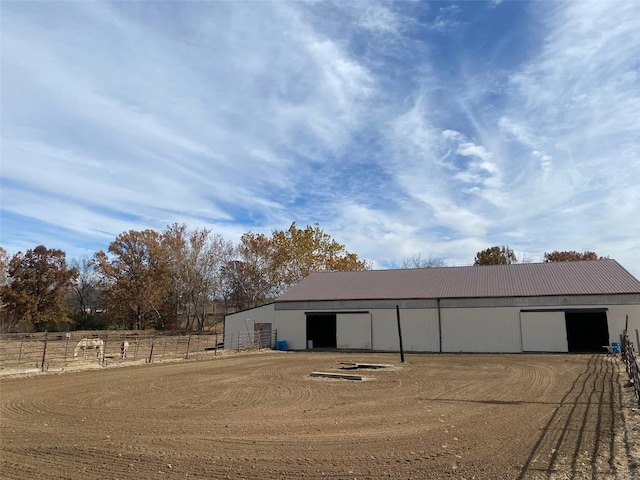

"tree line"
[0,225,605,334]
[0,223,369,333]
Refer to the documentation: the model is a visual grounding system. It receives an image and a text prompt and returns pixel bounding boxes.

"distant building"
[225,259,640,353]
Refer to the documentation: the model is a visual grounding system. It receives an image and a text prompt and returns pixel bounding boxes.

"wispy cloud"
[1,1,639,276]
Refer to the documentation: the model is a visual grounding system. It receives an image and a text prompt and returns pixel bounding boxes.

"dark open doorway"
[565,311,609,353]
[306,313,336,349]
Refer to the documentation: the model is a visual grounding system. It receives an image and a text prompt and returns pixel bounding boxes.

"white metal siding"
[370,311,399,351]
[607,305,640,343]
[336,313,371,349]
[273,310,307,350]
[520,311,568,352]
[227,301,640,352]
[224,304,276,348]
[367,309,439,351]
[396,309,439,352]
[441,307,522,352]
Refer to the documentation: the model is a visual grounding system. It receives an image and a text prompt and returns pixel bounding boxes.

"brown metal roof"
[276,259,640,302]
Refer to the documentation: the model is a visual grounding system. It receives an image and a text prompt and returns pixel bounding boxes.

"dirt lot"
[1,352,638,479]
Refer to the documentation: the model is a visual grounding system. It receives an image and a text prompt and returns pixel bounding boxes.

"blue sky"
[1,1,639,276]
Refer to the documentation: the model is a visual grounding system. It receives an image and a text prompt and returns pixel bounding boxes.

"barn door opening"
[306,313,336,349]
[565,311,609,352]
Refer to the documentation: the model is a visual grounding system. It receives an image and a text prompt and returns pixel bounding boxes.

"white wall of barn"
[607,304,640,342]
[224,301,640,353]
[224,303,275,349]
[521,311,568,352]
[369,309,439,352]
[441,307,523,352]
[336,313,371,349]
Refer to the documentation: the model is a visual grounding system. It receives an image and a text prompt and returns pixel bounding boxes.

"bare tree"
[400,253,446,268]
[169,225,234,332]
[68,256,101,328]
[0,247,18,332]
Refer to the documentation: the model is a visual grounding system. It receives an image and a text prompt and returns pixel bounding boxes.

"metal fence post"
[41,332,48,372]
[101,333,107,367]
[185,335,191,359]
[18,334,24,364]
[148,335,155,363]
[64,333,70,363]
[134,335,140,361]
[622,331,640,406]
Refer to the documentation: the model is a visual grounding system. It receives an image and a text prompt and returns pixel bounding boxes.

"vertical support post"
[396,305,405,363]
[625,314,629,333]
[18,334,24,364]
[215,333,218,356]
[196,335,200,357]
[101,333,107,367]
[437,298,442,353]
[162,337,168,360]
[185,335,192,359]
[41,332,48,372]
[134,335,140,361]
[64,334,70,363]
[148,335,155,363]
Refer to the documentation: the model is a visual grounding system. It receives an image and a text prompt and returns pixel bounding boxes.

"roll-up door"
[521,311,568,352]
[336,313,372,350]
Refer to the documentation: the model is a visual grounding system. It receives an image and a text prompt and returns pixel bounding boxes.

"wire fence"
[0,329,277,375]
[621,329,640,406]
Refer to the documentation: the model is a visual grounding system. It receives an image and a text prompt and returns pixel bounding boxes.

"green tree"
[474,246,517,265]
[0,245,78,331]
[543,250,604,262]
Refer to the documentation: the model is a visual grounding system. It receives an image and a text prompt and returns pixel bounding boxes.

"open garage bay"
[0,352,636,479]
